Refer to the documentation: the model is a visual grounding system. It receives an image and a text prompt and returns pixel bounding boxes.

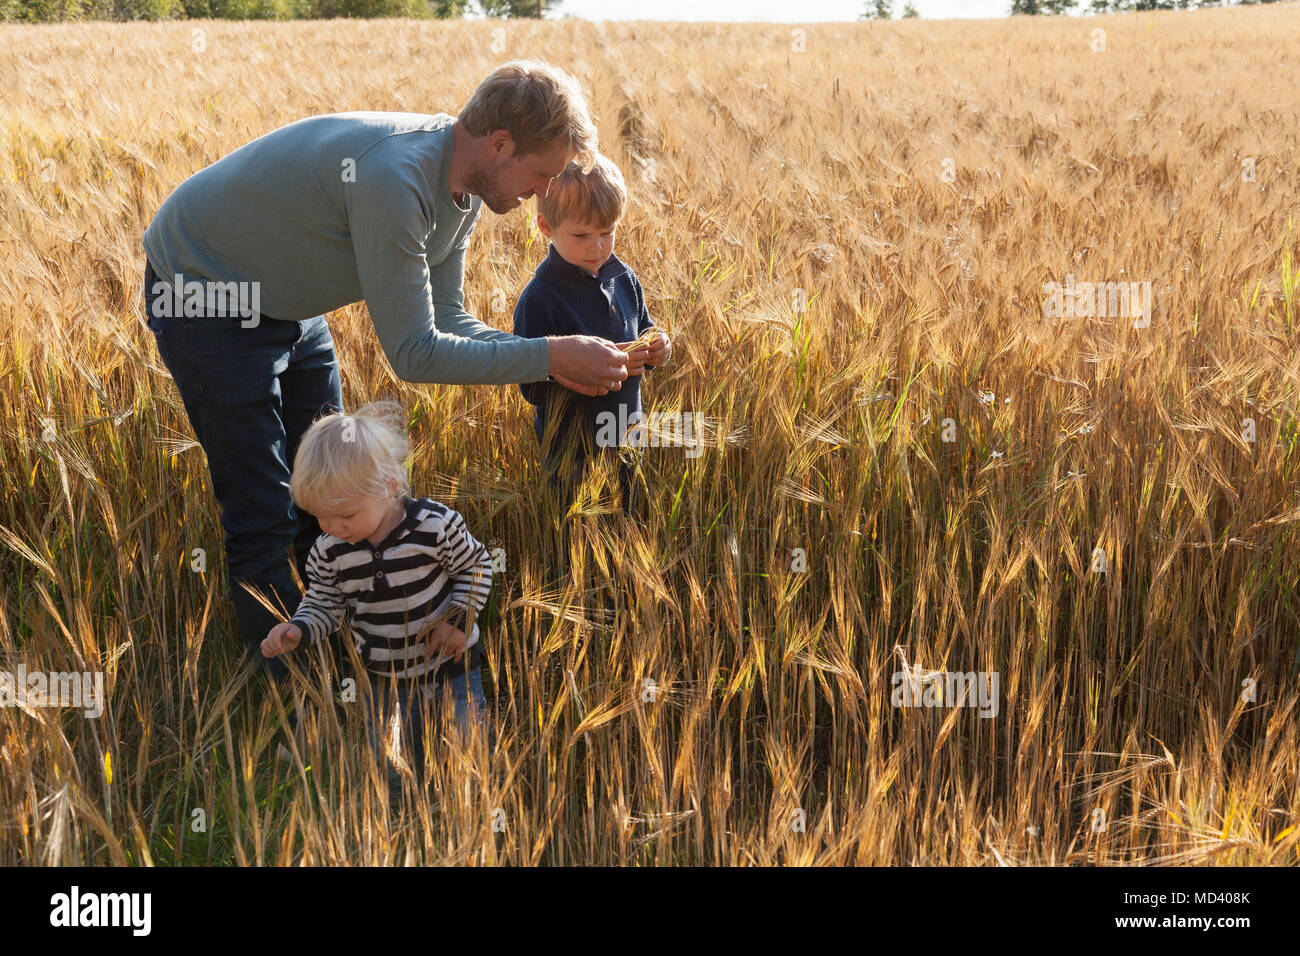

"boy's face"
[312,484,399,545]
[538,212,619,276]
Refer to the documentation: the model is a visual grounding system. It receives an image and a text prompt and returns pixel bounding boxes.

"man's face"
[467,134,571,215]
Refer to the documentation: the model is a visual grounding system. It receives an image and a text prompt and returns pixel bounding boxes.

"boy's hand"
[616,331,671,375]
[620,344,652,375]
[426,620,468,663]
[643,332,672,369]
[262,622,303,658]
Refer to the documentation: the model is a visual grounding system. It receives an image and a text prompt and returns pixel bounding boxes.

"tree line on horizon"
[862,0,1288,16]
[3,0,1292,38]
[1,0,556,21]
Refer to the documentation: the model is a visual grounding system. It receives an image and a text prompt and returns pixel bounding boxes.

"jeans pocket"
[176,314,261,332]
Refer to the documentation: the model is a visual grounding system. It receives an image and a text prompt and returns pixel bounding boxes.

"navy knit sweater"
[512,242,657,469]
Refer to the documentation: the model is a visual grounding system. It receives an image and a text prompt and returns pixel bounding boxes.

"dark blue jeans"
[545,449,642,516]
[544,451,645,596]
[142,258,343,680]
[365,664,491,805]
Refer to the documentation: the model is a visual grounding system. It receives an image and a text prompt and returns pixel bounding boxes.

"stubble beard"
[464,160,516,215]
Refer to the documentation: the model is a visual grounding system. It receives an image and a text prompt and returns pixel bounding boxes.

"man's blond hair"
[458,60,598,172]
[537,152,627,231]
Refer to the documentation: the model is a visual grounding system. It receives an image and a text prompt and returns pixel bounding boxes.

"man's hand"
[547,335,629,396]
[262,622,303,658]
[426,620,468,663]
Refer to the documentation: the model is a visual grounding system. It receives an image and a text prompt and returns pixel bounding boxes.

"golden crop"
[1,7,1298,864]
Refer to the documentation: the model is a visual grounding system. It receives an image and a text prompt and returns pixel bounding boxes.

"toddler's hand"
[261,622,303,657]
[426,620,468,663]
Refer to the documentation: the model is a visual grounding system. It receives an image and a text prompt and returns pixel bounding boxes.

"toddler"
[260,401,493,803]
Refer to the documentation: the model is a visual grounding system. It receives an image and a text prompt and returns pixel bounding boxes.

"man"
[141,60,629,678]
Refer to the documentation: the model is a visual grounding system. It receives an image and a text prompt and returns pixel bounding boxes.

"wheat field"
[2,6,1299,865]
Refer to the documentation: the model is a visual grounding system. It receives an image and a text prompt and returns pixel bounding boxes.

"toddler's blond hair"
[290,401,411,515]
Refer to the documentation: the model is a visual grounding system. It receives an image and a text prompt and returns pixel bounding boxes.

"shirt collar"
[365,495,420,551]
[538,242,629,287]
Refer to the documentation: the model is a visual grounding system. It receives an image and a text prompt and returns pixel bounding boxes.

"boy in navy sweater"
[513,154,672,514]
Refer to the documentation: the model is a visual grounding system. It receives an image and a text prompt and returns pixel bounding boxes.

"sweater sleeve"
[512,286,557,406]
[631,272,659,373]
[288,538,346,646]
[345,159,551,385]
[429,226,539,348]
[432,508,494,626]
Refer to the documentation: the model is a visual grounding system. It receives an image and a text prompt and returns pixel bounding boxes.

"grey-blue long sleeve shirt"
[142,111,550,385]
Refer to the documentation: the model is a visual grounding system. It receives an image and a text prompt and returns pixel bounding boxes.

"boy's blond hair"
[290,401,411,516]
[458,60,599,174]
[537,152,627,231]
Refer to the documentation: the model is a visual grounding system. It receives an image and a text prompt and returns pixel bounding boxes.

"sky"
[547,0,1030,21]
